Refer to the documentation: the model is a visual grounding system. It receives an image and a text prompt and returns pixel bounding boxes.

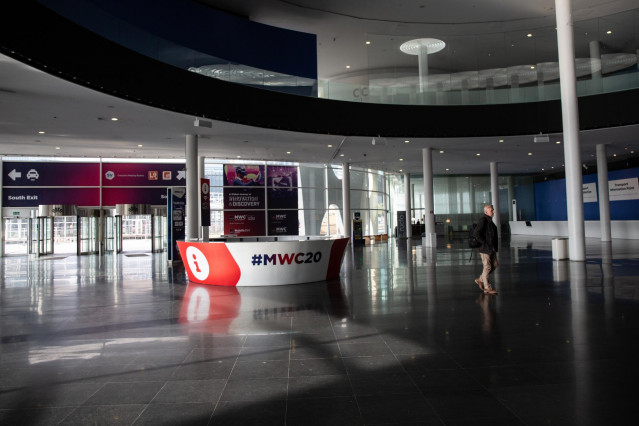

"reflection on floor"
[1,235,638,425]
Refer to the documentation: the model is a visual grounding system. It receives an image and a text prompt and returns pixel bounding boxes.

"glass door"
[30,216,54,256]
[3,218,29,255]
[104,215,122,253]
[78,216,99,255]
[152,214,167,253]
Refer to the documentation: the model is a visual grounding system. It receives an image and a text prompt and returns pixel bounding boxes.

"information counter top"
[177,238,349,286]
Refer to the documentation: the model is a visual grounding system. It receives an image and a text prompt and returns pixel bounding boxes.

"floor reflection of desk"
[177,238,349,286]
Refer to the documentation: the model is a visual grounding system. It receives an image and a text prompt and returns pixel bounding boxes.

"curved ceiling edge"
[2,2,638,139]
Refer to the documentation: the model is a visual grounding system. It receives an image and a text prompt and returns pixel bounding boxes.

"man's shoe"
[484,288,498,295]
[474,279,484,291]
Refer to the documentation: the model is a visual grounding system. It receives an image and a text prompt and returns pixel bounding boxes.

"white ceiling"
[1,0,638,175]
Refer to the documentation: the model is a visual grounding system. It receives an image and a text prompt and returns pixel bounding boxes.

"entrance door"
[3,218,29,255]
[78,216,99,255]
[104,215,122,253]
[29,216,54,256]
[151,214,167,253]
[53,216,77,254]
[122,214,151,252]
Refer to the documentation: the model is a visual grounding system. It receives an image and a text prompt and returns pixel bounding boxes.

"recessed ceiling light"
[542,168,545,171]
[399,169,403,172]
[38,131,45,134]
[340,154,344,157]
[346,65,351,69]
[528,152,532,156]
[111,117,118,121]
[476,153,481,156]
[527,33,533,38]
[286,151,291,154]
[439,150,444,153]
[137,144,143,147]
[445,168,449,171]
[530,66,535,70]
[365,41,371,45]
[606,30,612,35]
[404,140,410,143]
[613,153,617,157]
[328,144,333,147]
[556,141,561,144]
[237,155,241,158]
[55,147,60,150]
[399,158,403,161]
[499,139,504,143]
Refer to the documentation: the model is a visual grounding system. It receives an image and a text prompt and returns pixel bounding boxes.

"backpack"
[468,223,481,248]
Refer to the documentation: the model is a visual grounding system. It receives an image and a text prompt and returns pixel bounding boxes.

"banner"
[102,163,186,186]
[268,210,299,236]
[201,178,211,226]
[224,211,265,236]
[3,188,99,207]
[223,187,265,209]
[582,182,597,203]
[167,187,186,262]
[223,164,264,186]
[609,177,639,201]
[3,162,99,187]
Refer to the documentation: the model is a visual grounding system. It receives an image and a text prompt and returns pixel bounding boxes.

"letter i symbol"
[193,254,201,273]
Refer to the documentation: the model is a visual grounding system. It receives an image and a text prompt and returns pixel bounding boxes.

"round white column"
[422,148,436,247]
[404,172,412,238]
[556,0,586,261]
[186,134,199,241]
[342,163,351,239]
[490,162,501,239]
[596,144,611,242]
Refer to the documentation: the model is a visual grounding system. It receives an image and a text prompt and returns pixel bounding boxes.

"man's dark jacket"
[474,214,498,255]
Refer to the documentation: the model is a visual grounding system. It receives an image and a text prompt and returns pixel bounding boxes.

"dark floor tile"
[396,353,459,372]
[183,347,242,363]
[238,346,289,361]
[220,378,288,401]
[0,407,75,426]
[350,373,420,396]
[16,382,104,408]
[134,402,214,425]
[288,375,353,399]
[357,393,440,424]
[286,396,362,425]
[289,357,346,376]
[342,354,405,375]
[172,360,235,380]
[289,342,341,360]
[229,360,289,380]
[152,379,226,403]
[243,334,291,347]
[211,400,286,425]
[338,342,393,357]
[83,382,164,405]
[59,404,146,425]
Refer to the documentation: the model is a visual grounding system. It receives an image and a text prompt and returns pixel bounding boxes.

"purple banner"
[223,187,265,209]
[3,162,99,187]
[223,164,264,186]
[102,188,169,205]
[3,188,99,207]
[267,166,298,187]
[102,163,186,186]
[268,210,299,236]
[224,211,265,236]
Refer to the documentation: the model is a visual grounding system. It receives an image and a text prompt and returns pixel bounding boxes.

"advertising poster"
[3,188,99,207]
[102,163,187,186]
[224,211,265,236]
[267,165,299,209]
[609,177,639,201]
[223,187,265,209]
[268,210,299,236]
[201,178,211,226]
[223,164,264,186]
[3,162,100,187]
[168,187,186,262]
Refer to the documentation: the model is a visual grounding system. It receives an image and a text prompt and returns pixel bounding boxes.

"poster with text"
[224,211,266,236]
[223,187,265,209]
[102,163,186,186]
[267,166,298,209]
[223,164,264,186]
[3,162,99,187]
[268,210,299,236]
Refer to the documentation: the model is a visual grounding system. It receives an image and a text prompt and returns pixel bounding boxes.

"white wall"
[509,221,639,239]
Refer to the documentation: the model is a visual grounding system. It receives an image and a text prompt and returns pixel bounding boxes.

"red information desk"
[177,238,349,286]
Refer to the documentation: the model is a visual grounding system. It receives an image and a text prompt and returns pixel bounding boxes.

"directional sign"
[7,169,22,181]
[177,170,186,180]
[101,163,186,186]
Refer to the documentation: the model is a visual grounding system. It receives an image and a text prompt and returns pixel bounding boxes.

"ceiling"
[1,0,638,175]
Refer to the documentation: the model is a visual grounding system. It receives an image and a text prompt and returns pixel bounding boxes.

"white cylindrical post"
[186,134,199,241]
[422,148,436,247]
[596,144,611,242]
[589,40,602,79]
[490,162,501,239]
[556,0,586,261]
[418,48,429,93]
[198,155,209,242]
[342,163,351,238]
[404,172,412,238]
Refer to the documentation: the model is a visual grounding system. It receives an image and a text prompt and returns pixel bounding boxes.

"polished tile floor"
[1,235,638,425]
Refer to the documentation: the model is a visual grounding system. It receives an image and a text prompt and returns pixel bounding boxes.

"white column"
[404,172,412,238]
[422,148,436,247]
[490,162,501,239]
[596,144,611,242]
[342,163,351,238]
[186,134,199,241]
[556,0,586,261]
[507,176,515,221]
[589,40,602,79]
[198,155,209,242]
[418,47,429,93]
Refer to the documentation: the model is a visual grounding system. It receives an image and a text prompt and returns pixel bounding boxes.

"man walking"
[474,204,499,295]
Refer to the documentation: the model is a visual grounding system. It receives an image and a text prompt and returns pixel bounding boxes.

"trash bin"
[552,238,569,260]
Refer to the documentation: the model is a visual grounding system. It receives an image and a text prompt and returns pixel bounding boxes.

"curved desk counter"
[177,238,349,286]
